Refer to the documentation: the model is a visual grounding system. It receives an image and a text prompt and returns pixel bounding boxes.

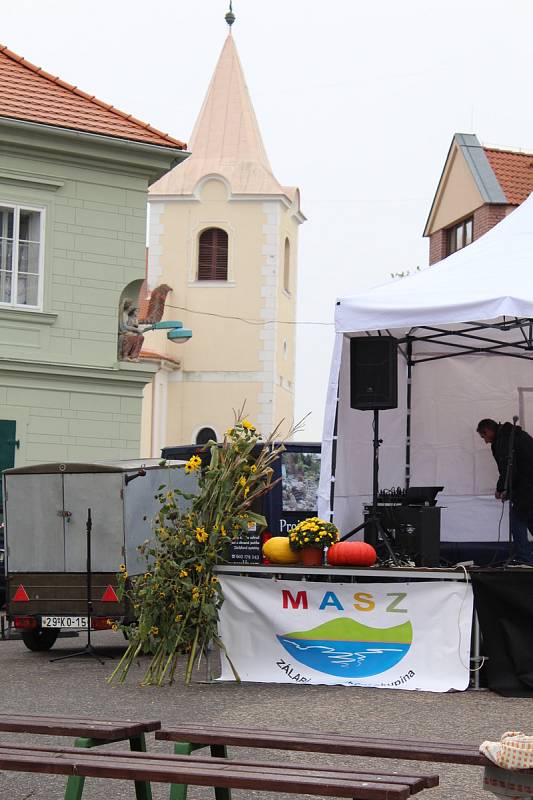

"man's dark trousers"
[510,504,533,565]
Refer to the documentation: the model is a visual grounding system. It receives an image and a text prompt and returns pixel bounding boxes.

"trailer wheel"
[21,628,59,651]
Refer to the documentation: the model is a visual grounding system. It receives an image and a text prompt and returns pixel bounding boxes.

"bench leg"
[64,737,92,800]
[170,742,196,800]
[169,742,232,800]
[129,733,153,800]
[63,735,153,800]
[210,745,231,800]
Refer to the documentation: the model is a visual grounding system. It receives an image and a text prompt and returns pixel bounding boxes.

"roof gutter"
[0,115,190,181]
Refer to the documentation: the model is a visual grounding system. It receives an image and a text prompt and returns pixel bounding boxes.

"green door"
[0,420,17,515]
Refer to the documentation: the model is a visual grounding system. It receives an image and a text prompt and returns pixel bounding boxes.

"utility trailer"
[2,459,195,651]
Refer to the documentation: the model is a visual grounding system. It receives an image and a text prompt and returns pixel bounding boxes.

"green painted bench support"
[170,742,231,800]
[64,733,153,800]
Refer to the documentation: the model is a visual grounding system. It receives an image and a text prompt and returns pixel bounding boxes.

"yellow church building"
[140,13,304,455]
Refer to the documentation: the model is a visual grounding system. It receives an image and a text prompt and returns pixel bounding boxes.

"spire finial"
[225,1,235,29]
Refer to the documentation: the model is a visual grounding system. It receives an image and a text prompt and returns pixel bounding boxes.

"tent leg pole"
[329,393,339,523]
[405,338,413,489]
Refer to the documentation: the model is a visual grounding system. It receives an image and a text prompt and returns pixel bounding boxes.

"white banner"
[218,577,473,691]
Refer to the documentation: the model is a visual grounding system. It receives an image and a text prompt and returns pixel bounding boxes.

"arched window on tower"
[198,228,228,281]
[283,237,290,293]
[196,426,217,445]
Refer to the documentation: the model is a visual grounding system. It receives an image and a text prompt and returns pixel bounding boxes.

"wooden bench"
[156,724,487,800]
[0,742,439,800]
[0,713,161,800]
[156,724,490,766]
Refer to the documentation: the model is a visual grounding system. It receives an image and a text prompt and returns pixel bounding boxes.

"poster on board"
[218,576,473,691]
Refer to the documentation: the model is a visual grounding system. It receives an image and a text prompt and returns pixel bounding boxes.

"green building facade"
[0,58,186,477]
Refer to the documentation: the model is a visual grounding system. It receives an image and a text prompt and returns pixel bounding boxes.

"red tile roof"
[0,44,186,150]
[484,147,533,205]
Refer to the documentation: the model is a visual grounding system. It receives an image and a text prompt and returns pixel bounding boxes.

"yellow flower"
[195,564,204,573]
[226,427,235,436]
[184,455,202,474]
[250,465,257,473]
[195,526,209,543]
[238,476,247,488]
[111,623,119,632]
[179,569,189,578]
[175,614,183,623]
[211,576,219,585]
[150,626,159,636]
[119,564,126,572]
[121,571,128,579]
[144,573,150,580]
[242,419,255,431]
[244,485,250,497]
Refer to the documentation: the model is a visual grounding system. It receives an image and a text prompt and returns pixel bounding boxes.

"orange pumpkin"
[327,541,377,567]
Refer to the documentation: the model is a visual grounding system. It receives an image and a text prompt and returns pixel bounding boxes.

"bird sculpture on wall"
[139,284,173,324]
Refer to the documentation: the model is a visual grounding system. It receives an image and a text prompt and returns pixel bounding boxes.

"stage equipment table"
[214,564,477,689]
[215,564,469,581]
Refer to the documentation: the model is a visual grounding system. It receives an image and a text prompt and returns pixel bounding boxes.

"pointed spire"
[225,1,236,29]
[150,33,289,198]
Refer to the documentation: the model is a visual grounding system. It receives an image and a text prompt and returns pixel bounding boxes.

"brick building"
[424,133,533,264]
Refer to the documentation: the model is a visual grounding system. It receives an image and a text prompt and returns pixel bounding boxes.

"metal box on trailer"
[2,459,195,650]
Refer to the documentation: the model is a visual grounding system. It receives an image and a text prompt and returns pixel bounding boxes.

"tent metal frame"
[396,317,533,487]
[329,317,533,516]
[398,316,533,364]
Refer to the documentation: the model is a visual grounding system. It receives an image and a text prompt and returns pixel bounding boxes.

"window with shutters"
[197,227,228,281]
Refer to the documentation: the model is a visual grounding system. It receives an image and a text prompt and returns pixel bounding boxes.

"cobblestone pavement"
[0,628,531,800]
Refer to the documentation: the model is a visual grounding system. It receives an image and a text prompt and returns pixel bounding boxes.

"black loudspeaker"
[363,506,441,567]
[350,336,398,410]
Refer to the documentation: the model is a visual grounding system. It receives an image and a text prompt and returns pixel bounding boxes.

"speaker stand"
[51,509,113,664]
[340,410,400,566]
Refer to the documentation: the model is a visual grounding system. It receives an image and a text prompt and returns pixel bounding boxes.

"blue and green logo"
[277,617,412,678]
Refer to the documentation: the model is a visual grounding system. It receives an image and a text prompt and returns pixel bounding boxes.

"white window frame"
[0,202,45,310]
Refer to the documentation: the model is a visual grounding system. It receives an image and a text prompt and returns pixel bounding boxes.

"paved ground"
[0,629,531,800]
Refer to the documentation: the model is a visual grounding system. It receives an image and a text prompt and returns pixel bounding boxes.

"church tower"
[142,9,304,452]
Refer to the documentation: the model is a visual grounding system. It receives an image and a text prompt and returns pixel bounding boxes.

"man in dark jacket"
[477,418,533,565]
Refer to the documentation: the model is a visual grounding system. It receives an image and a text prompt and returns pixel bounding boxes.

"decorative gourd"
[262,536,301,565]
[327,541,377,567]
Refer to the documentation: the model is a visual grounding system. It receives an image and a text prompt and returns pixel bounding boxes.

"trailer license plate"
[41,616,88,629]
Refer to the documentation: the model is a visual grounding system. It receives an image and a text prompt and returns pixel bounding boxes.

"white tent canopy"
[318,192,533,546]
[336,191,533,333]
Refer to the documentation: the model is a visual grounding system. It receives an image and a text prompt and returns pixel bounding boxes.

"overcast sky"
[3,0,533,439]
